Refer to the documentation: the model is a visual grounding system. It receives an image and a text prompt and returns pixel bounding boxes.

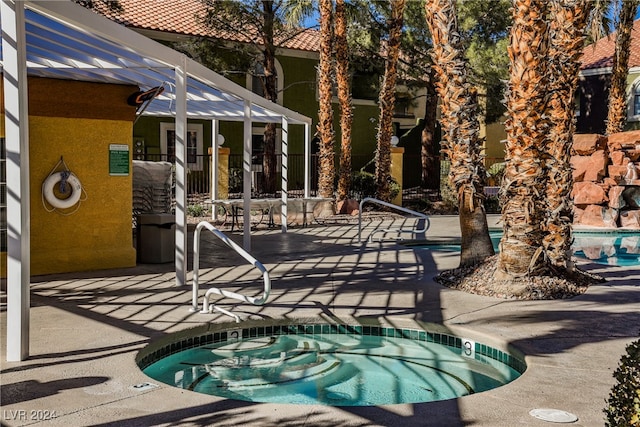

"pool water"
[572,233,640,267]
[413,230,640,267]
[140,324,525,406]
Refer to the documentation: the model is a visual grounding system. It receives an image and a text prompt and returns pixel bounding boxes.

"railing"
[191,221,271,322]
[357,197,430,243]
[134,152,505,200]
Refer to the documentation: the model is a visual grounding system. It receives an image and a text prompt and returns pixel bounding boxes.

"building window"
[160,122,204,171]
[248,60,283,104]
[634,91,640,117]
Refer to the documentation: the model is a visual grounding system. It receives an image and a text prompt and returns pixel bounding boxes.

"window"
[629,77,640,120]
[160,122,204,171]
[248,60,283,104]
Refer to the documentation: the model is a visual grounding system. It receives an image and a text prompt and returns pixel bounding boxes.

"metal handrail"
[357,197,430,243]
[191,221,271,322]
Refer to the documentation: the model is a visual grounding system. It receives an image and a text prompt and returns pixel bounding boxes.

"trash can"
[137,213,175,263]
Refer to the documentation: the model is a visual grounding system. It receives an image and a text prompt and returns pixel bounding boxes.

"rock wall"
[571,130,640,228]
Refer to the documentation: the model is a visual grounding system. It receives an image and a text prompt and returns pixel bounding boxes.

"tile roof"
[581,19,640,71]
[91,0,320,53]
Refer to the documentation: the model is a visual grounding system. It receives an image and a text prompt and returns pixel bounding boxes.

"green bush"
[229,168,243,193]
[187,203,208,217]
[350,170,399,201]
[605,335,640,427]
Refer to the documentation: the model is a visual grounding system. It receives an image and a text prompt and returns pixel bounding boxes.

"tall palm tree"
[496,0,549,279]
[335,0,353,203]
[543,0,590,270]
[423,0,494,267]
[374,0,405,203]
[605,0,640,135]
[317,0,335,199]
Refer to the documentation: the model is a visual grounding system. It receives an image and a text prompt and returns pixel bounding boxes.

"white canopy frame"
[1,0,313,361]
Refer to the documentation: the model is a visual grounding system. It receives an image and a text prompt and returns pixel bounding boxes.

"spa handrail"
[357,197,430,243]
[191,221,270,322]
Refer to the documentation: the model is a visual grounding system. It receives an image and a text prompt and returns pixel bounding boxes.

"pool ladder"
[191,221,271,322]
[357,197,430,243]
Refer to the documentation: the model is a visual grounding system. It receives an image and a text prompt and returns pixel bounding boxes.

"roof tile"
[92,0,320,53]
[581,19,640,70]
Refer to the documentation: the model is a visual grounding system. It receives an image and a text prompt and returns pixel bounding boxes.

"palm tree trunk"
[335,0,352,203]
[421,71,439,189]
[424,0,494,267]
[375,0,405,203]
[261,1,278,194]
[317,0,335,199]
[543,0,590,269]
[605,0,640,135]
[497,0,549,279]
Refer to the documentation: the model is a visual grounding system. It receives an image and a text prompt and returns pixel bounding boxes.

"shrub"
[604,335,640,427]
[350,171,399,201]
[187,203,208,217]
[486,162,505,186]
[228,168,244,193]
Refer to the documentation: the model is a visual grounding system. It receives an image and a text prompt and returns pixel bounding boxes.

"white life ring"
[42,172,82,209]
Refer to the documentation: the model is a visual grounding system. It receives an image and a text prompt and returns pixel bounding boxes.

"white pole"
[281,117,288,233]
[2,0,31,361]
[174,57,188,287]
[243,100,252,250]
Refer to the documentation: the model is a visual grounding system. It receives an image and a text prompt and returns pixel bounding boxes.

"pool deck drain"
[1,215,639,426]
[529,408,579,423]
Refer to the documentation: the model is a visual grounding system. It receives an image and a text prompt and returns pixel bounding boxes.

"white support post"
[281,117,289,233]
[242,100,252,250]
[304,122,311,199]
[2,0,31,361]
[174,58,188,287]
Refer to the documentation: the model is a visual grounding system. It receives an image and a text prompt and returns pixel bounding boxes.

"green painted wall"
[131,53,382,189]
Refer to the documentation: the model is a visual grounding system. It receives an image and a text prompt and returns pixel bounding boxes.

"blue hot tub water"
[140,324,525,406]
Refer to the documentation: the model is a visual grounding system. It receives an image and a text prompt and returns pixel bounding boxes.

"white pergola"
[1,0,313,361]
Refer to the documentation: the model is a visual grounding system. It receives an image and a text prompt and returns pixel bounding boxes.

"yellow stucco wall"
[1,105,4,277]
[485,122,507,168]
[390,147,405,206]
[29,116,136,275]
[1,77,138,276]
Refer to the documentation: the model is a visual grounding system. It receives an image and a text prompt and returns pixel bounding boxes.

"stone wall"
[571,130,640,229]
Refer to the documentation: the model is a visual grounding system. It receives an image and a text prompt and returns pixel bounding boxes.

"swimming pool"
[138,320,526,406]
[409,229,640,267]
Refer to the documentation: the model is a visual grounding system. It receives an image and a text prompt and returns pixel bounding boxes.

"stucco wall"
[2,77,138,276]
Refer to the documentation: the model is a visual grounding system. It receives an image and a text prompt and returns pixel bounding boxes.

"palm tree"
[497,0,549,279]
[423,0,494,267]
[317,0,335,199]
[335,0,353,203]
[605,0,640,135]
[374,0,405,203]
[543,0,590,270]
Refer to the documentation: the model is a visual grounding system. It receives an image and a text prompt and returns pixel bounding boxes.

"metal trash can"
[137,213,175,263]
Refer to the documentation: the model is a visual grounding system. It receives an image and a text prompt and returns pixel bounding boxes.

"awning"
[1,2,312,125]
[1,0,312,361]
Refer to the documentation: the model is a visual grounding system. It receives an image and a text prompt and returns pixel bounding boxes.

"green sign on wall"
[109,144,130,176]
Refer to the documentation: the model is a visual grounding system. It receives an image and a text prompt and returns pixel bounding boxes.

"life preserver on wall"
[42,171,83,210]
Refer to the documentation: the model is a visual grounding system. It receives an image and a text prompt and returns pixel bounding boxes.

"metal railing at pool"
[191,221,271,322]
[357,197,430,243]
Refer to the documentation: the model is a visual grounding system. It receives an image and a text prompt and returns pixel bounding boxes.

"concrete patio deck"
[1,215,639,426]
